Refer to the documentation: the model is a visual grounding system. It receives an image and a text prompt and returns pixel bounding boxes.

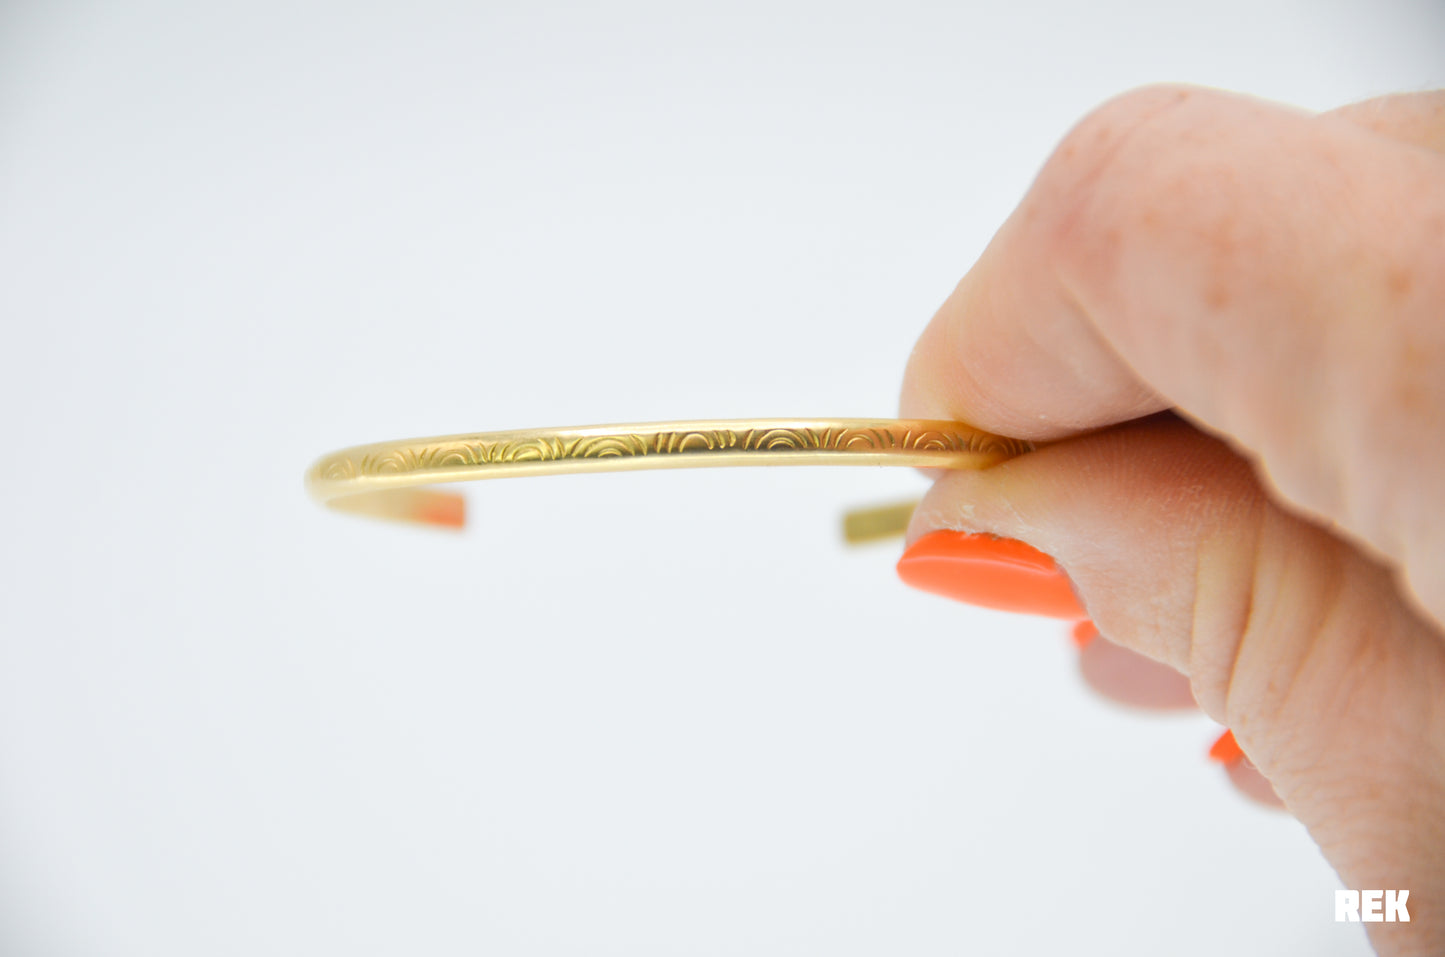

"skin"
[898,85,1445,955]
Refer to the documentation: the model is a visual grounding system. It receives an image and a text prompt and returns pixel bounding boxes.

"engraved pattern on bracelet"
[305,419,1034,525]
[313,422,1029,484]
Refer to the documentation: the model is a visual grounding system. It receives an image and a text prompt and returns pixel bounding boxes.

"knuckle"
[1032,85,1204,302]
[1037,85,1197,220]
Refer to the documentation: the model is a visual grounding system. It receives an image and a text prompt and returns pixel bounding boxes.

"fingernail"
[1071,621,1099,649]
[1208,729,1243,766]
[415,497,466,529]
[896,530,1088,620]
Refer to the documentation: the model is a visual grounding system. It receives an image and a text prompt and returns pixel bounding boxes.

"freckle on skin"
[1202,210,1241,312]
[1205,280,1231,310]
[1209,217,1239,258]
[1396,341,1441,417]
[1386,266,1414,300]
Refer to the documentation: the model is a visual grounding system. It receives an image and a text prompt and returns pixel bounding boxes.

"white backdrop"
[2,1,1441,954]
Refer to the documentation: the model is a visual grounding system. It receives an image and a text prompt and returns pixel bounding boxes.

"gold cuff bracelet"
[305,418,1031,541]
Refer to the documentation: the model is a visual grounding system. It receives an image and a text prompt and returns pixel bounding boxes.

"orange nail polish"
[1071,621,1099,649]
[412,491,467,529]
[896,530,1088,620]
[1208,729,1243,766]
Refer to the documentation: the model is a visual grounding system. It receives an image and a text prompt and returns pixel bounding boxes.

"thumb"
[899,413,1445,954]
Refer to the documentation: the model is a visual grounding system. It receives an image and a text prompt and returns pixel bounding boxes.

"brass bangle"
[304,418,1032,529]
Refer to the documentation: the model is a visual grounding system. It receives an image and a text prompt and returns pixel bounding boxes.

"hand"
[896,85,1445,955]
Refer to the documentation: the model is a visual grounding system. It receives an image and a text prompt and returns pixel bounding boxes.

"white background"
[1,1,1440,954]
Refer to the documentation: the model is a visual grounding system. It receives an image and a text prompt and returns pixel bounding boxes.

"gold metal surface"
[305,418,1030,529]
[842,500,919,544]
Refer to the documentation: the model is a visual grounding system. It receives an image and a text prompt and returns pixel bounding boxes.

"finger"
[901,414,1445,951]
[1209,731,1287,810]
[1074,623,1197,711]
[900,85,1445,625]
[1224,760,1286,810]
[1327,90,1445,153]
